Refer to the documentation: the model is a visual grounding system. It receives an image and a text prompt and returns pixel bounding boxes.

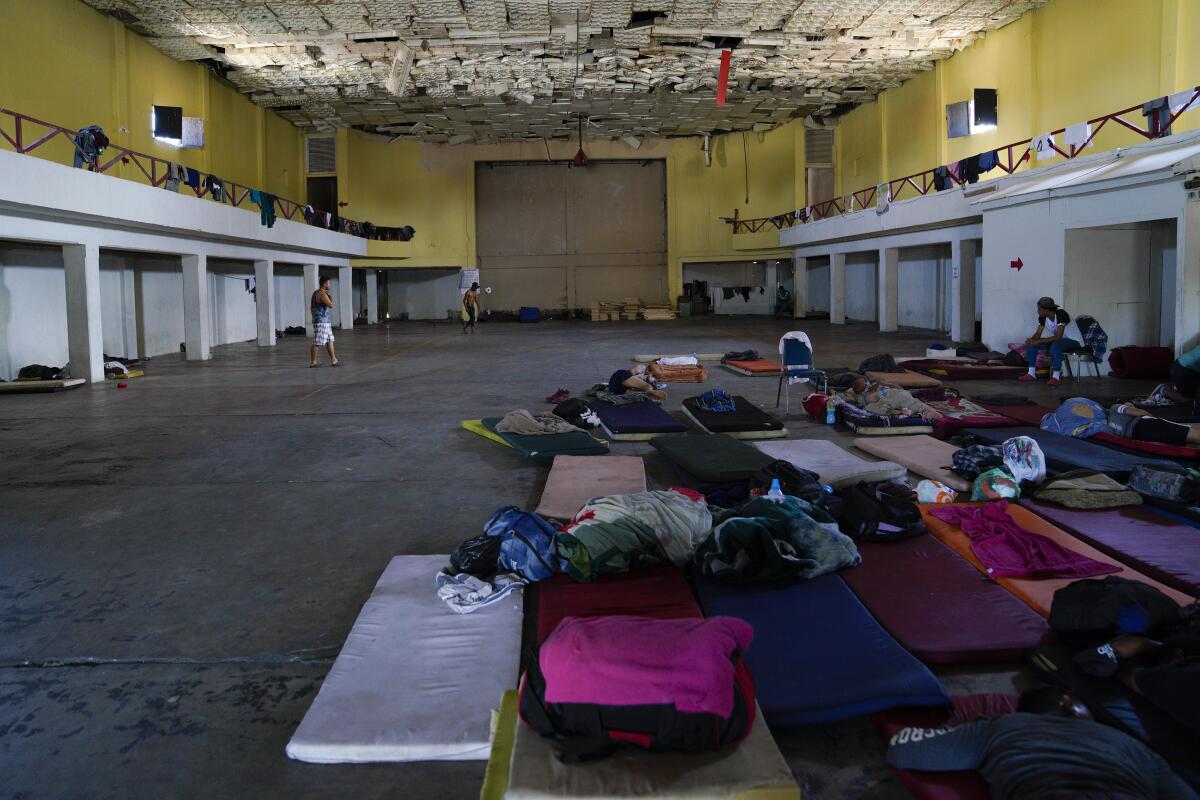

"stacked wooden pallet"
[642,302,676,321]
[621,297,643,320]
[589,301,621,321]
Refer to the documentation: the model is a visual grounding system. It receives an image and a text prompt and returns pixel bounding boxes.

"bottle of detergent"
[766,478,785,503]
[825,396,836,425]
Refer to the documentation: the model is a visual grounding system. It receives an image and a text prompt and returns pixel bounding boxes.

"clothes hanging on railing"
[163,162,184,192]
[183,167,201,190]
[977,150,998,173]
[71,125,109,171]
[204,175,225,202]
[932,166,951,191]
[248,189,276,228]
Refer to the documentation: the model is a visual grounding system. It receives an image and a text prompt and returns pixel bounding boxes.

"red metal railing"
[724,86,1200,234]
[0,108,358,233]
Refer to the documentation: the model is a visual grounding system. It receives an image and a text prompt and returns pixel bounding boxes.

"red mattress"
[977,402,1052,426]
[843,538,1049,664]
[1091,430,1200,459]
[903,360,1027,380]
[724,358,782,374]
[872,694,1018,800]
[1018,500,1200,596]
[535,565,700,643]
[982,403,1200,459]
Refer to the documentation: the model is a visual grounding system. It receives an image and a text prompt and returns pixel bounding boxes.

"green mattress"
[649,433,776,483]
[482,418,609,461]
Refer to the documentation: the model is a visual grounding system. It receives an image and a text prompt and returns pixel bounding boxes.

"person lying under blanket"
[1044,397,1200,446]
[887,686,1197,799]
[607,365,666,401]
[841,373,943,421]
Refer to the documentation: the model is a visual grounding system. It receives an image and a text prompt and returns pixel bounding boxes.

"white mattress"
[505,702,799,800]
[753,439,906,489]
[286,554,522,763]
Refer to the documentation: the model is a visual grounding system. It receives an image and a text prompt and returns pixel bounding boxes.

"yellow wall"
[342,121,806,298]
[836,0,1200,199]
[0,0,303,197]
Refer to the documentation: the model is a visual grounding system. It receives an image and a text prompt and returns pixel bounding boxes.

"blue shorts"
[608,369,634,395]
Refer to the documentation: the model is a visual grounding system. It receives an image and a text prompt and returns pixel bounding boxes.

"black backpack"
[838,482,926,541]
[519,646,756,762]
[750,461,844,519]
[1049,576,1184,640]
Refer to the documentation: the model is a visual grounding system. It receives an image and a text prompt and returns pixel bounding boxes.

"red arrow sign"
[1010,257,1023,271]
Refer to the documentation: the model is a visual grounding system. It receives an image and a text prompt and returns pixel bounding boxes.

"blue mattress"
[590,400,687,436]
[693,572,948,725]
[964,426,1175,479]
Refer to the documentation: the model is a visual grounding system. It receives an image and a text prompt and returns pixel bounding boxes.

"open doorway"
[1064,220,1177,351]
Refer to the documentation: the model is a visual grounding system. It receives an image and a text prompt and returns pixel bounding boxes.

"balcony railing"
[724,86,1200,234]
[0,108,365,235]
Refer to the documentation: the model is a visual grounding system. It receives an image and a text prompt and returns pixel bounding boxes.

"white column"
[830,253,846,325]
[365,269,379,324]
[254,259,276,346]
[63,243,104,383]
[951,238,978,343]
[181,253,211,361]
[303,263,318,337]
[765,261,777,317]
[120,262,139,359]
[337,265,354,329]
[1176,203,1200,356]
[878,247,899,332]
[792,257,807,319]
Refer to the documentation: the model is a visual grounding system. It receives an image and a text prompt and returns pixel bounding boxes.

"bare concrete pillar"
[337,266,354,329]
[63,243,104,383]
[878,247,899,332]
[366,269,379,324]
[254,259,276,346]
[951,238,978,343]
[830,253,846,325]
[181,253,211,361]
[792,257,807,319]
[303,263,318,337]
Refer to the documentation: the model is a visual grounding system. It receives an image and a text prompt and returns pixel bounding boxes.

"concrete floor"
[0,316,1152,799]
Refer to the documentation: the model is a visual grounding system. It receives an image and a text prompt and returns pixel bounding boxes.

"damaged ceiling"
[82,0,1049,143]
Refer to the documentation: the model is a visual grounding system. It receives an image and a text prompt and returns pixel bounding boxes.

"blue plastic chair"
[776,336,827,414]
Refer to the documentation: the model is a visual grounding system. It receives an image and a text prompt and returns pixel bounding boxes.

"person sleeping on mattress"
[607,365,667,401]
[1045,397,1200,446]
[1073,610,1200,737]
[842,373,943,421]
[887,686,1197,799]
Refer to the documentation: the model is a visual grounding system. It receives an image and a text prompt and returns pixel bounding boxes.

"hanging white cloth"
[1031,133,1057,161]
[1063,122,1091,150]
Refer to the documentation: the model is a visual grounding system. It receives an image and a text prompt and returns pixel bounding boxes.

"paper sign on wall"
[459,268,479,292]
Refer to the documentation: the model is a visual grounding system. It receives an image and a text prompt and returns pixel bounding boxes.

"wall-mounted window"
[152,105,183,146]
[947,89,997,138]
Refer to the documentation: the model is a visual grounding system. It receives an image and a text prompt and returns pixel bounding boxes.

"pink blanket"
[929,501,1120,580]
[540,615,753,718]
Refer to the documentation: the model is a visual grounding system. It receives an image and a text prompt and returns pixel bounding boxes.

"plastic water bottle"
[766,479,785,503]
[825,396,836,425]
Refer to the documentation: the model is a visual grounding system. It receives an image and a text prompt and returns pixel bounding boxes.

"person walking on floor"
[1019,297,1082,387]
[462,282,481,334]
[310,276,339,367]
